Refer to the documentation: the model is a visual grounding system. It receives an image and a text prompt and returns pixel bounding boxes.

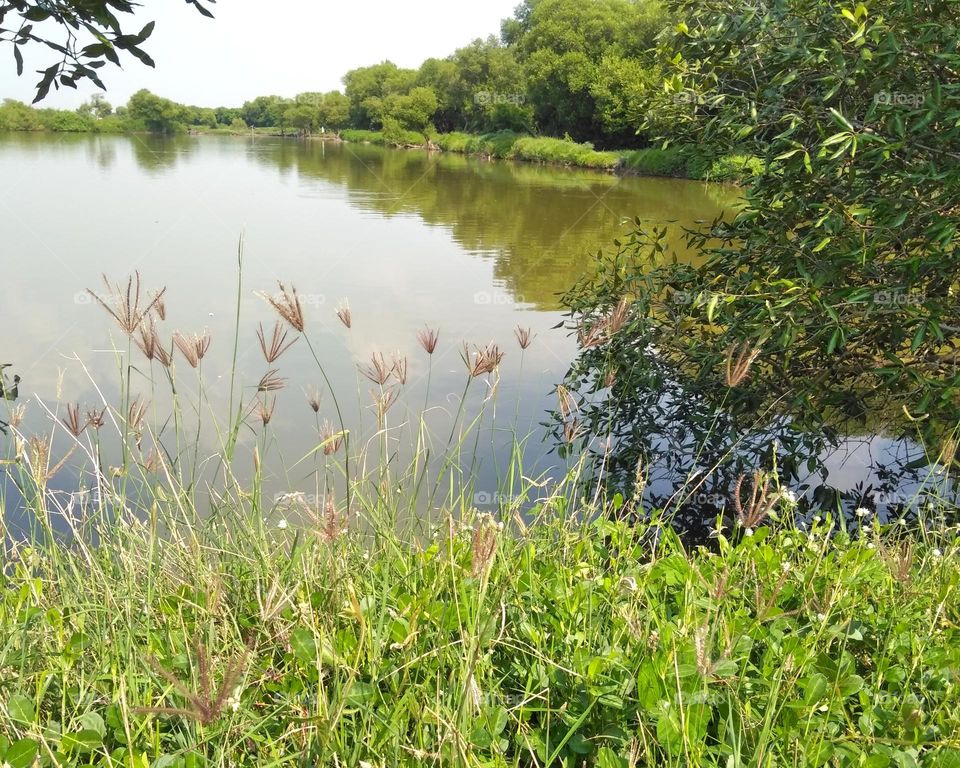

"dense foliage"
[2,497,959,767]
[558,0,960,495]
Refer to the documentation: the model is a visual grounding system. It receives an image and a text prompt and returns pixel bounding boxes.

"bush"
[619,146,689,176]
[37,109,94,132]
[381,117,425,147]
[509,135,620,169]
[0,99,44,131]
[341,128,387,145]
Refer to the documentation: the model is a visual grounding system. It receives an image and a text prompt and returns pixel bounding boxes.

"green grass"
[619,147,764,181]
[434,133,761,180]
[341,128,425,148]
[1,264,958,766]
[508,136,620,169]
[433,131,619,170]
[2,475,959,766]
[619,147,690,177]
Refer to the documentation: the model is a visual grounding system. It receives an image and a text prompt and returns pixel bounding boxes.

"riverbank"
[339,128,761,182]
[1,263,957,766]
[0,102,757,182]
[2,482,958,766]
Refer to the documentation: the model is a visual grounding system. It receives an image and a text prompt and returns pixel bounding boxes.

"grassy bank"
[342,128,760,181]
[1,271,959,767]
[2,477,959,766]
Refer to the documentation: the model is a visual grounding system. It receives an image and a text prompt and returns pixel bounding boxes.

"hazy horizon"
[0,0,519,109]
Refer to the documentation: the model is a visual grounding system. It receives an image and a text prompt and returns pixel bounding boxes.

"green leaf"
[6,694,35,724]
[61,730,102,754]
[4,739,39,768]
[289,627,317,664]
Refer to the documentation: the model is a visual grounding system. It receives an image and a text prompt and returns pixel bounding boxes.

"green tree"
[343,61,416,129]
[450,36,530,132]
[285,101,318,136]
[0,0,214,101]
[127,88,186,134]
[0,97,41,129]
[560,0,960,490]
[316,91,350,133]
[240,96,280,128]
[384,85,438,133]
[77,92,112,119]
[508,0,663,143]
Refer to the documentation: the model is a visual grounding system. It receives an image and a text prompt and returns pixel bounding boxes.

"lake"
[0,134,936,534]
[0,133,737,528]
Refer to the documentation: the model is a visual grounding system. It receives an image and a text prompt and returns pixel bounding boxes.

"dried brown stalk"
[261,282,305,333]
[257,321,298,363]
[87,272,166,336]
[417,327,439,355]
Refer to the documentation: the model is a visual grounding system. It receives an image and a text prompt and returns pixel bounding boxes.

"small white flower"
[780,490,798,506]
[812,515,822,524]
[277,519,288,530]
[932,548,943,558]
[855,507,871,519]
[816,612,826,622]
[225,687,242,712]
[896,517,906,525]
[866,542,876,550]
[782,561,791,573]
[744,527,754,537]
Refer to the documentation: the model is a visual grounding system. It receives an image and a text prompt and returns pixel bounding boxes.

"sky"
[0,0,520,109]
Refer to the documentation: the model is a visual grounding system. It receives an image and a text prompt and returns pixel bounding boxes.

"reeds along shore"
[0,270,958,767]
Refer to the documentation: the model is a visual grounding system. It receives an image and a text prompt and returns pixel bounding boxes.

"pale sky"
[0,0,520,109]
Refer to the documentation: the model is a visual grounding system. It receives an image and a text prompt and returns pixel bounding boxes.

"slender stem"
[302,333,351,513]
[226,234,244,461]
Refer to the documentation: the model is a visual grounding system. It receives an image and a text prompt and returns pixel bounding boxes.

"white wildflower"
[855,507,871,519]
[277,519,288,530]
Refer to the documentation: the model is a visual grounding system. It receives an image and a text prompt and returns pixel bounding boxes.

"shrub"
[341,128,387,145]
[509,135,620,169]
[619,146,689,176]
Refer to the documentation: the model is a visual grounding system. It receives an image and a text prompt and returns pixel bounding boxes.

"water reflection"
[0,133,738,535]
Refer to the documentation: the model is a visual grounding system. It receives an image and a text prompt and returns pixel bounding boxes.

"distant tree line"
[1,0,667,147]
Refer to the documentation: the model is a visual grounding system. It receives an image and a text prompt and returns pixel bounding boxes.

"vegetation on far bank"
[339,128,755,180]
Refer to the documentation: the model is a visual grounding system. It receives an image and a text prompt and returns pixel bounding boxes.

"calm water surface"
[0,133,736,528]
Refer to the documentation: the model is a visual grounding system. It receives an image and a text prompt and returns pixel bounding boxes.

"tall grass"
[1,266,959,767]
[340,128,425,148]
